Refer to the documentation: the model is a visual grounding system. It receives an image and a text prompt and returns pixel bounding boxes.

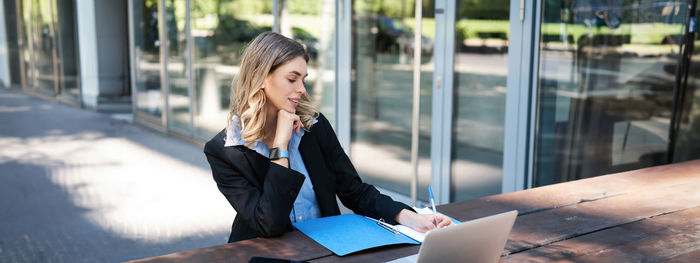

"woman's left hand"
[395,209,454,233]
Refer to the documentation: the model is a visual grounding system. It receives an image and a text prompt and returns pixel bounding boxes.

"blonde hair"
[228,32,318,146]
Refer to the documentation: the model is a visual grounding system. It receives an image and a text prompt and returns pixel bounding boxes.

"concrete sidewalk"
[0,89,233,262]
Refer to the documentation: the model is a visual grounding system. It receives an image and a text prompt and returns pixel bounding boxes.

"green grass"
[540,22,684,44]
[195,14,686,46]
[452,19,683,44]
[622,44,680,54]
[403,18,436,39]
[456,19,510,39]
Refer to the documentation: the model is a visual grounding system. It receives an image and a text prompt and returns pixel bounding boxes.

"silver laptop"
[388,210,518,263]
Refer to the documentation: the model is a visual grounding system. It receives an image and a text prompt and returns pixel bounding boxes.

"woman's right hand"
[395,209,454,233]
[272,109,303,150]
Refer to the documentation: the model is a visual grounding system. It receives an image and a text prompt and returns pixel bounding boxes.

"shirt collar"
[224,116,257,149]
[224,115,318,149]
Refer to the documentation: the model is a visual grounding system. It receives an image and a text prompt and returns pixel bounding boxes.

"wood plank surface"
[504,180,700,254]
[310,244,419,263]
[501,206,700,262]
[130,160,700,263]
[127,231,331,263]
[661,249,700,263]
[440,159,700,222]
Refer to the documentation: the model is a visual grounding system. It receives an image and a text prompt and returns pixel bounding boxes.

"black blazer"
[204,113,411,243]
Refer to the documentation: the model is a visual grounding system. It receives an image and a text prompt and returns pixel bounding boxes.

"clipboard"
[292,214,421,256]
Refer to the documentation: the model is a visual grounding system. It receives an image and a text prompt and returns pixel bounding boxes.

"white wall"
[76,0,100,108]
[0,1,11,88]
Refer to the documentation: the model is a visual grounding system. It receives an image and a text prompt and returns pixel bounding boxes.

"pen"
[429,186,439,228]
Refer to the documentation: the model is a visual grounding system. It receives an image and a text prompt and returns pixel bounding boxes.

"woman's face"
[263,56,308,114]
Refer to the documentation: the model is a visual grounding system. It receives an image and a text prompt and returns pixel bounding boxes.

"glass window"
[351,1,433,201]
[450,0,509,201]
[672,1,700,162]
[20,0,35,90]
[18,0,78,99]
[4,0,24,87]
[165,0,190,132]
[35,0,57,95]
[20,0,57,95]
[281,0,336,125]
[55,0,79,101]
[533,0,689,186]
[191,0,273,140]
[133,0,163,119]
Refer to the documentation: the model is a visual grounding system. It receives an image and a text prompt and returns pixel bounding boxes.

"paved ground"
[0,89,233,262]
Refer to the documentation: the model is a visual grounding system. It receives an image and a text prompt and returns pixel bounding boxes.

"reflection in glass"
[673,4,700,162]
[450,0,509,201]
[165,0,190,132]
[4,0,22,87]
[15,0,79,100]
[36,0,57,94]
[133,0,163,119]
[534,1,688,186]
[282,0,336,125]
[55,0,79,101]
[191,1,273,140]
[351,1,433,202]
[22,0,57,95]
[20,0,33,89]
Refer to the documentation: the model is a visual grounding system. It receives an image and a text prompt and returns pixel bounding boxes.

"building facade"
[2,0,700,206]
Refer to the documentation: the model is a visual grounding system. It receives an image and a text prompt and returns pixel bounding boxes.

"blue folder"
[292,214,420,256]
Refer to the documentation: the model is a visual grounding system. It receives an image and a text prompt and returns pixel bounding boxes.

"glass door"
[55,0,79,101]
[351,0,434,204]
[164,0,191,133]
[283,0,337,127]
[19,0,32,89]
[190,0,273,139]
[132,0,163,120]
[532,0,691,186]
[32,0,58,95]
[15,0,78,101]
[449,0,510,201]
[348,0,514,203]
[20,0,58,95]
[672,0,700,161]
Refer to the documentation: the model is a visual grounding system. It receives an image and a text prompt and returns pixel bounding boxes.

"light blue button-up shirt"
[224,116,321,223]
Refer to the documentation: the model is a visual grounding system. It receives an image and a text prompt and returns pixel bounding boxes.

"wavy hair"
[227,32,318,146]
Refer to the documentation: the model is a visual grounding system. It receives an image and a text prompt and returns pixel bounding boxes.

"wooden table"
[130,160,700,262]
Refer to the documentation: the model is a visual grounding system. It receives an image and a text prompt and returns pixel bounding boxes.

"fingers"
[273,110,302,147]
[438,216,453,228]
[437,215,453,228]
[420,214,438,231]
[278,110,301,128]
[292,116,301,134]
[403,212,457,233]
[295,118,303,133]
[424,218,437,231]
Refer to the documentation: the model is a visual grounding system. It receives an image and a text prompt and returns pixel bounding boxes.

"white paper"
[395,224,426,242]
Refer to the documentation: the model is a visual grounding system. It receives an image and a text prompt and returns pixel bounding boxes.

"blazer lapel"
[299,134,322,186]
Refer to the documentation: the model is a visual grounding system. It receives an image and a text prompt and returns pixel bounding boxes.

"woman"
[204,32,453,243]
